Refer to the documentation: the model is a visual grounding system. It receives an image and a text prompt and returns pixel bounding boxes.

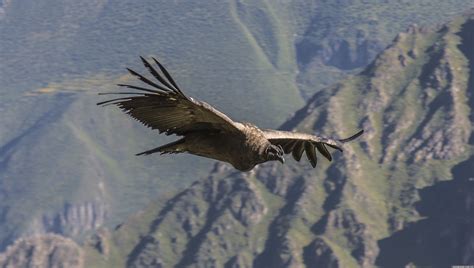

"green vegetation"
[1,1,474,266]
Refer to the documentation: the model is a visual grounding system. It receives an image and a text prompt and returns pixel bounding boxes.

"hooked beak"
[278,156,285,164]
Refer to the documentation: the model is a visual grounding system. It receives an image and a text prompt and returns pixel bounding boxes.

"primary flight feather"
[98,57,363,171]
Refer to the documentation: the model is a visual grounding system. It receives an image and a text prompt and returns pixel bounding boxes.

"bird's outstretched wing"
[97,57,243,135]
[262,129,364,168]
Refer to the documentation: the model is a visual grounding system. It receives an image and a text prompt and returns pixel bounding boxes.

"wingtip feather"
[316,143,332,161]
[151,57,185,96]
[339,129,364,143]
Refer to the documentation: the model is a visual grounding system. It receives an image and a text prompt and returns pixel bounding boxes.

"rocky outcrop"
[20,201,108,249]
[40,201,108,238]
[303,238,339,268]
[0,234,83,268]
[125,166,267,267]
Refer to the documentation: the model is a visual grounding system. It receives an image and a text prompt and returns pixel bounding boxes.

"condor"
[98,57,363,171]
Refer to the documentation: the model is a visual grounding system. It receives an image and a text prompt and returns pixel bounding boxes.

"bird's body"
[98,57,363,171]
[157,123,270,171]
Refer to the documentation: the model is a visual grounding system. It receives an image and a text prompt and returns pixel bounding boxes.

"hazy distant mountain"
[0,0,473,259]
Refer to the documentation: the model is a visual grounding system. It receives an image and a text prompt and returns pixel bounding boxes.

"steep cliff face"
[75,12,474,267]
[376,155,474,266]
[374,17,474,266]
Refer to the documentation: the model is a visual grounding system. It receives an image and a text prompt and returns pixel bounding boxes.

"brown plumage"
[98,57,364,171]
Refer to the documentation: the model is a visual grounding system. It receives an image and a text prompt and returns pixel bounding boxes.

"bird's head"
[265,144,285,164]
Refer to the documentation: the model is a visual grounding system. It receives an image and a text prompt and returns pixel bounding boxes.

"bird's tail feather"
[136,138,186,156]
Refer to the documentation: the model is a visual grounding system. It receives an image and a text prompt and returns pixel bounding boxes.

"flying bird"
[98,57,363,171]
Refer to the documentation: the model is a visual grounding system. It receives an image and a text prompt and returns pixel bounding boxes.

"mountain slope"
[77,11,474,267]
[0,0,306,250]
[1,0,474,255]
